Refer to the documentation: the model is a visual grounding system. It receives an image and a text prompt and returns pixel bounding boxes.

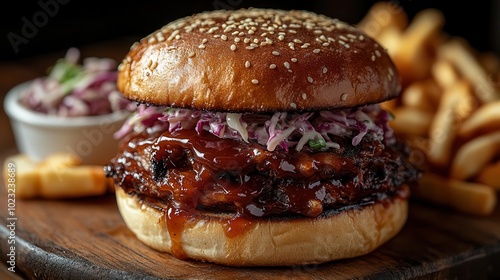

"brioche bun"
[116,186,408,266]
[117,8,400,112]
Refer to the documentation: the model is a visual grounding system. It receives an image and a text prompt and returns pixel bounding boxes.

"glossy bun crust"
[117,8,401,112]
[116,187,408,266]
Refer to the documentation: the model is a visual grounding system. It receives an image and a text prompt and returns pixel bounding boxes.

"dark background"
[1,0,499,61]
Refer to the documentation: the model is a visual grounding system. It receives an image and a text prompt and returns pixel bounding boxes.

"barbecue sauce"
[106,129,418,259]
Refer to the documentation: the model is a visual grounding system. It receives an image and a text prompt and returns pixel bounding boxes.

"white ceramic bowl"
[4,81,130,165]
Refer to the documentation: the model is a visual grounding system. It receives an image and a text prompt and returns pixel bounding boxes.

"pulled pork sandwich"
[105,8,419,266]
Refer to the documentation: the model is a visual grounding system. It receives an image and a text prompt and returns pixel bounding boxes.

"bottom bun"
[115,186,408,266]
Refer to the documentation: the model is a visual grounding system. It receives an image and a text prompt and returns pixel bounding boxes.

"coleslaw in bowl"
[4,48,135,164]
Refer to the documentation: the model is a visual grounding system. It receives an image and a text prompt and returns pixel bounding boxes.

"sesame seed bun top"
[117,8,401,112]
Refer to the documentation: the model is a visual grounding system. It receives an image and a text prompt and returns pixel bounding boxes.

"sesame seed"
[269,64,277,69]
[174,35,181,40]
[251,79,259,84]
[188,52,196,58]
[156,33,165,42]
[284,62,290,69]
[302,93,307,100]
[344,43,350,49]
[246,46,255,50]
[245,61,251,68]
[339,35,348,41]
[253,38,259,43]
[322,42,330,47]
[301,43,310,49]
[289,29,297,34]
[221,35,227,41]
[248,29,255,34]
[232,31,239,35]
[230,44,237,51]
[291,58,297,63]
[290,102,297,109]
[202,38,208,44]
[293,39,302,43]
[130,42,139,51]
[307,76,314,83]
[371,54,376,61]
[341,93,348,101]
[244,38,250,43]
[322,67,328,74]
[213,34,221,38]
[288,42,295,50]
[314,30,322,34]
[198,44,206,49]
[278,35,285,41]
[359,35,365,41]
[239,32,245,36]
[272,51,280,56]
[388,67,394,76]
[313,49,320,54]
[151,61,158,70]
[375,50,381,57]
[234,37,241,43]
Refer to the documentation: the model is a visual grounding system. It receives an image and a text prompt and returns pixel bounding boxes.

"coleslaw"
[115,103,395,152]
[19,47,135,117]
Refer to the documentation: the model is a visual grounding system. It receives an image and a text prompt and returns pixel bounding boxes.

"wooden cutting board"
[0,143,498,279]
[1,182,500,280]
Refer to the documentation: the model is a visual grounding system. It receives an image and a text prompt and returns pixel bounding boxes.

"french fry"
[376,26,402,56]
[357,1,408,38]
[438,39,499,102]
[3,153,112,199]
[475,161,500,190]
[450,131,500,180]
[38,165,110,199]
[415,172,497,216]
[431,59,459,89]
[427,80,472,167]
[458,100,500,139]
[401,81,437,112]
[389,107,432,136]
[392,9,445,84]
[365,4,499,215]
[380,98,398,111]
[3,154,40,199]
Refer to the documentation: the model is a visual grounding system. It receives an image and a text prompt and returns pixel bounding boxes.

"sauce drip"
[106,129,418,258]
